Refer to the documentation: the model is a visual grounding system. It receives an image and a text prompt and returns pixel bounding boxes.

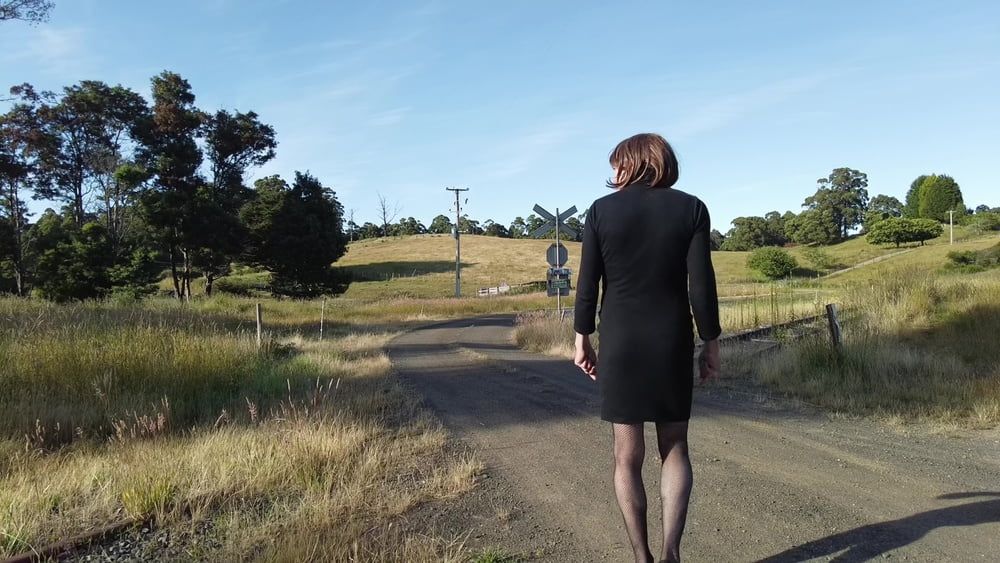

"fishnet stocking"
[611,421,693,563]
[612,423,653,563]
[655,421,692,563]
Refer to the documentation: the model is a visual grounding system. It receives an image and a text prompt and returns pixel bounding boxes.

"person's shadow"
[756,492,1000,562]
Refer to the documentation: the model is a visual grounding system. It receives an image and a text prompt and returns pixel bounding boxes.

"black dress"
[574,184,721,423]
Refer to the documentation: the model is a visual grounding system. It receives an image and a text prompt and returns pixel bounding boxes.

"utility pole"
[446,187,469,297]
[948,210,955,245]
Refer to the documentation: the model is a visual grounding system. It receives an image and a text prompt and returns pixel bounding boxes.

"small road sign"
[546,243,568,268]
[547,267,572,296]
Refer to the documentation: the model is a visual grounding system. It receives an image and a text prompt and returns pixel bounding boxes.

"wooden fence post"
[825,303,842,353]
[256,303,263,349]
[320,298,327,340]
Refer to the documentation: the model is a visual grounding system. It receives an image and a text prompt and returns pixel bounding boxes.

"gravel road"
[388,315,1000,562]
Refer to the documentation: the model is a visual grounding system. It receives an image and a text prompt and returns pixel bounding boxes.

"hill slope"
[334,230,997,300]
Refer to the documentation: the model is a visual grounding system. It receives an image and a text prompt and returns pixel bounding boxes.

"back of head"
[607,133,679,190]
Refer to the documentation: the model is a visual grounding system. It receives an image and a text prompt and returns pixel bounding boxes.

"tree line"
[717,167,998,251]
[347,209,588,241]
[1,72,348,301]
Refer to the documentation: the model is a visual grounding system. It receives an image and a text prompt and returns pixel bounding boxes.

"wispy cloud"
[2,26,96,77]
[468,117,583,181]
[670,72,840,140]
[367,107,410,127]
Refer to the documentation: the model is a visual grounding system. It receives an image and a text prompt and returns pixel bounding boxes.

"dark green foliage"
[25,210,114,301]
[903,175,928,218]
[916,175,964,222]
[562,216,583,241]
[784,208,841,245]
[746,247,798,279]
[392,217,426,236]
[721,215,786,251]
[866,217,943,248]
[804,168,869,241]
[428,214,453,235]
[709,229,725,250]
[483,220,511,238]
[459,215,483,235]
[240,172,348,297]
[524,214,545,238]
[508,216,527,238]
[864,194,903,231]
[944,243,1000,274]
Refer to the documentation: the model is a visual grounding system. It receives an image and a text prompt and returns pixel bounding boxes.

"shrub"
[945,243,1000,274]
[746,247,798,279]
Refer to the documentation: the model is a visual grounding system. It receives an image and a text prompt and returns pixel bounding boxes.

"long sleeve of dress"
[574,206,604,335]
[687,200,722,341]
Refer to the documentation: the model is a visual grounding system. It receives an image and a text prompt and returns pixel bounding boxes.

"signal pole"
[948,210,955,245]
[446,187,469,297]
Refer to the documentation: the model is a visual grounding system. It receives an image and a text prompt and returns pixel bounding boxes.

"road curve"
[388,315,1000,562]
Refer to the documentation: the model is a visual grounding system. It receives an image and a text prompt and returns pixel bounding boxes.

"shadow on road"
[756,492,1000,562]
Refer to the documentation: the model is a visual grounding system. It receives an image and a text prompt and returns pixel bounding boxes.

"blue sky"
[3,0,998,231]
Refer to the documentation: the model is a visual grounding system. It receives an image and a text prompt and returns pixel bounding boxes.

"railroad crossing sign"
[531,204,578,239]
[546,242,568,268]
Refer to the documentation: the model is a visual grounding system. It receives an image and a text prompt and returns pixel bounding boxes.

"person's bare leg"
[655,421,693,563]
[612,423,654,563]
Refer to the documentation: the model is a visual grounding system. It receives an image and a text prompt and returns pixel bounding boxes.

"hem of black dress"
[600,415,691,424]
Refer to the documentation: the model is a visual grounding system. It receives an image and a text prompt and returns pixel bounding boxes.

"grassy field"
[0,298,481,561]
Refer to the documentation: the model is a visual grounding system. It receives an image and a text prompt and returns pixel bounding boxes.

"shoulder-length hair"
[606,133,679,189]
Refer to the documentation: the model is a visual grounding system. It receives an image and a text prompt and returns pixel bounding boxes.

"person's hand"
[574,333,598,380]
[698,339,720,383]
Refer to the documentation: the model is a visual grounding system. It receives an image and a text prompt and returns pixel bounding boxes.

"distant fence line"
[477,281,546,297]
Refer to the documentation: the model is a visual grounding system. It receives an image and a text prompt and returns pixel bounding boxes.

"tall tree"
[864,194,903,231]
[428,214,453,234]
[508,216,527,238]
[916,174,964,222]
[196,109,277,295]
[803,168,869,241]
[0,85,46,295]
[240,172,348,296]
[721,216,771,251]
[483,219,510,238]
[135,71,206,300]
[27,81,148,227]
[903,175,928,218]
[784,208,840,245]
[0,0,54,23]
[458,215,482,235]
[525,214,545,238]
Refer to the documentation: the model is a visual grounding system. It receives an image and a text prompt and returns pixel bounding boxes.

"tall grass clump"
[759,269,1000,425]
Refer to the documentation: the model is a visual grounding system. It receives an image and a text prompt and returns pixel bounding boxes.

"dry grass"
[513,287,826,359]
[0,298,481,561]
[759,271,1000,426]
